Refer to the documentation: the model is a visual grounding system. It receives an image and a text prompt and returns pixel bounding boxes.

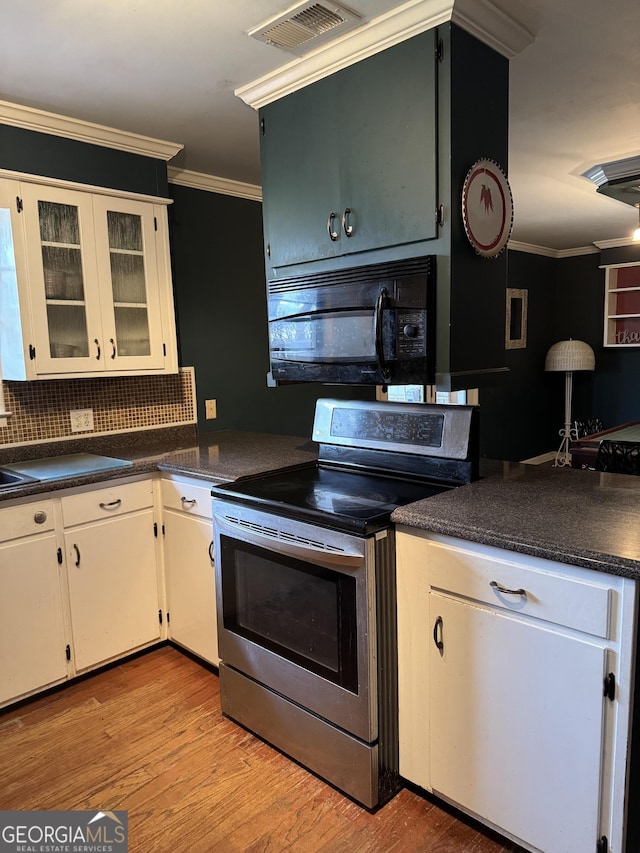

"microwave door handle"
[375,288,392,382]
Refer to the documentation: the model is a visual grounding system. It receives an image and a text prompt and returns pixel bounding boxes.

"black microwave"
[267,256,435,386]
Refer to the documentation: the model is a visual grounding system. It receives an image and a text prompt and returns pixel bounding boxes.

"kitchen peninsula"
[393,462,640,853]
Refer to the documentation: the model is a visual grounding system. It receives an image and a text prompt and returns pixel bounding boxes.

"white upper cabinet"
[0,176,178,379]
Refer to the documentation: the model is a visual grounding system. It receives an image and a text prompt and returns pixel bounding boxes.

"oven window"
[220,535,358,693]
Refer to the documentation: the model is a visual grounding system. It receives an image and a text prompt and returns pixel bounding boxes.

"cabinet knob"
[33,510,47,524]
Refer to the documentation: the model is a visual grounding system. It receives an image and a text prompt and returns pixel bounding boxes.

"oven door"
[212,498,378,743]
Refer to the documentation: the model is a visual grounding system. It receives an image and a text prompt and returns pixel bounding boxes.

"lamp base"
[554,429,573,467]
[553,370,576,468]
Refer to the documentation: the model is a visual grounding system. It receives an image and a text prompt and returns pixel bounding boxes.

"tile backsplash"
[0,367,196,449]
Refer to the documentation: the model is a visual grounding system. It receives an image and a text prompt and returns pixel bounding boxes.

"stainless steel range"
[211,398,478,809]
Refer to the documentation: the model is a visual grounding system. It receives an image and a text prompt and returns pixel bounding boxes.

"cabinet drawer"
[0,500,55,541]
[162,479,212,520]
[61,480,153,527]
[429,541,611,638]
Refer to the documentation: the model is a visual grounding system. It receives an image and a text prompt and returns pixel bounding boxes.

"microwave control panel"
[396,310,426,356]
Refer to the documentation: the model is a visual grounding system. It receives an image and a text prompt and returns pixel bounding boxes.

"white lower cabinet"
[162,476,218,665]
[0,500,68,705]
[0,472,224,709]
[397,529,637,853]
[62,480,161,671]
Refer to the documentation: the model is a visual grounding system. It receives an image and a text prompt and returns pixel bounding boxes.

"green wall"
[0,124,168,197]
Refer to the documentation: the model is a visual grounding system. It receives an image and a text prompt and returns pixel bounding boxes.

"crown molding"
[594,236,639,250]
[554,245,600,258]
[450,0,535,58]
[507,240,598,258]
[235,0,535,110]
[0,99,183,161]
[168,167,262,201]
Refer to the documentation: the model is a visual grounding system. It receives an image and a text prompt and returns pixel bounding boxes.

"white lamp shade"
[545,339,595,372]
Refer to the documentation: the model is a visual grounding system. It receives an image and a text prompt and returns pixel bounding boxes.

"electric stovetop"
[211,464,452,536]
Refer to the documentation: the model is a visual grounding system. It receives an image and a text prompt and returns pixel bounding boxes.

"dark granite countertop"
[3,430,640,581]
[0,427,318,502]
[392,462,640,580]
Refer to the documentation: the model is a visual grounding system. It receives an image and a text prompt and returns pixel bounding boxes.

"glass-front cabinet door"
[20,184,105,374]
[0,178,176,380]
[92,196,164,370]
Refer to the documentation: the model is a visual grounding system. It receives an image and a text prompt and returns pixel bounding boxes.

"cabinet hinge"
[597,835,608,853]
[604,672,616,702]
[158,609,163,625]
[154,216,158,231]
[260,117,266,136]
[266,243,271,258]
[16,196,23,213]
[435,205,445,227]
[28,344,36,360]
[57,547,63,565]
[65,644,71,662]
[436,38,444,62]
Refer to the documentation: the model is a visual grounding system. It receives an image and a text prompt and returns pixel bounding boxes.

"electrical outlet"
[70,408,94,432]
[205,399,217,420]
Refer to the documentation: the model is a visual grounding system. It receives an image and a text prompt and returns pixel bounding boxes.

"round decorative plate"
[461,159,514,258]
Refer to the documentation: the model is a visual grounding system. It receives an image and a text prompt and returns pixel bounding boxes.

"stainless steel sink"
[0,468,39,488]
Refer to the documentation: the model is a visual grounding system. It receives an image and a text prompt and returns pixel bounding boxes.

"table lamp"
[545,339,596,467]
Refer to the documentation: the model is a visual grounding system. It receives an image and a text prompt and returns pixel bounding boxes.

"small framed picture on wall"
[505,288,528,349]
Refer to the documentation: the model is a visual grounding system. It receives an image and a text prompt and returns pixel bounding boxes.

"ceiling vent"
[583,155,640,206]
[249,2,362,56]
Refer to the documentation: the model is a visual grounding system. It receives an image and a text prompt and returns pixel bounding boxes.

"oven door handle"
[214,514,365,570]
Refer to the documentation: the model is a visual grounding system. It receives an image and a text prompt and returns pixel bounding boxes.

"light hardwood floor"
[0,646,520,852]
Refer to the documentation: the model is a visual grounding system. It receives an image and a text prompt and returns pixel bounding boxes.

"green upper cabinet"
[260,29,437,273]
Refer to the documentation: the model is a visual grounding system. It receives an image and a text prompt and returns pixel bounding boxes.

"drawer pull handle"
[34,510,47,524]
[99,499,122,510]
[490,580,526,597]
[433,615,444,654]
[181,497,197,508]
[73,543,81,567]
[208,540,214,565]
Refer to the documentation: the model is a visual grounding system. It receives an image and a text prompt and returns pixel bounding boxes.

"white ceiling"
[1,0,639,254]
